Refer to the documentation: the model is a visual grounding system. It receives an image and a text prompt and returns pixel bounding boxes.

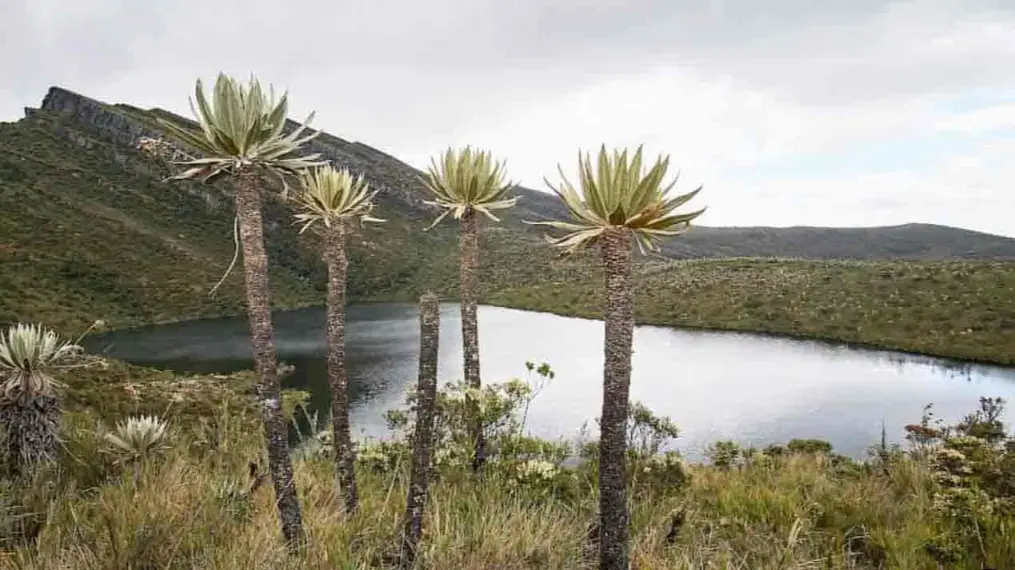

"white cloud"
[936,102,1015,133]
[398,63,975,227]
[704,136,1015,235]
[403,66,937,173]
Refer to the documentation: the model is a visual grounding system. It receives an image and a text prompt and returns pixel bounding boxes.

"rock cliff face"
[38,87,164,146]
[28,86,431,216]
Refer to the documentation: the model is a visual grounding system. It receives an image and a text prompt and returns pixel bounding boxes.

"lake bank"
[485,258,1015,366]
[15,258,1015,367]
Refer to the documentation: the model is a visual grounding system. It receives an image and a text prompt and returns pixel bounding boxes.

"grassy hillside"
[2,89,576,334]
[0,117,299,332]
[0,112,483,333]
[660,224,1015,260]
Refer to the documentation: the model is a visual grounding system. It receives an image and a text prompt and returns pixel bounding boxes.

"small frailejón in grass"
[291,165,384,514]
[0,324,79,475]
[155,72,325,549]
[104,414,171,465]
[527,145,705,570]
[421,146,518,471]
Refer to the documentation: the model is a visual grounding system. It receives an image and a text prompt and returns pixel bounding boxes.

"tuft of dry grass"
[0,445,963,570]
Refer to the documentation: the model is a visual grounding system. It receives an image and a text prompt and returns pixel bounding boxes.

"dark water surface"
[83,303,1015,459]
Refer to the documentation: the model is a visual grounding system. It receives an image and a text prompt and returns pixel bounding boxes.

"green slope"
[490,258,1015,365]
[0,104,556,334]
[0,115,315,332]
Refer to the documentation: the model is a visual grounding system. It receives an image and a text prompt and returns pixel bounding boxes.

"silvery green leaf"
[525,146,705,255]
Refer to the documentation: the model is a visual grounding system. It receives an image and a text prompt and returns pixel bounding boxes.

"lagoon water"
[83,303,1015,460]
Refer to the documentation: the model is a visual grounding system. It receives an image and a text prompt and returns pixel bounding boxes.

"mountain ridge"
[25,85,1015,256]
[2,85,1015,335]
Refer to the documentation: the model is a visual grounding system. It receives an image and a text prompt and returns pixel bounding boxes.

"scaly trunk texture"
[399,292,441,569]
[322,222,358,514]
[459,209,486,471]
[234,171,304,549]
[598,228,634,570]
[0,395,59,475]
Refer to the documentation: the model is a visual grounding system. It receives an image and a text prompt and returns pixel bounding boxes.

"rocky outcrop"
[30,86,436,216]
[36,87,167,148]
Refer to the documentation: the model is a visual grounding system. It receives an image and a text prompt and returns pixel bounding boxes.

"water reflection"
[83,303,1015,460]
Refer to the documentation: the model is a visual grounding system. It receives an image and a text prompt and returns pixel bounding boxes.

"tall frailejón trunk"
[400,292,441,569]
[234,171,304,549]
[459,209,486,471]
[598,227,634,570]
[322,222,358,514]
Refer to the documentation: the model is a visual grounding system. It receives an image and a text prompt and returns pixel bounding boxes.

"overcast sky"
[2,0,1014,236]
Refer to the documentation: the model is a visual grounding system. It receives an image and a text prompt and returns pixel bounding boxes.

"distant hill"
[2,85,1014,332]
[657,224,1015,260]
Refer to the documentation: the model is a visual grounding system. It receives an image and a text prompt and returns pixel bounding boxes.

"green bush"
[786,438,833,455]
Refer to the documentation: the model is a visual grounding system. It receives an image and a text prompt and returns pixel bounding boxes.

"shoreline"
[89,295,1015,369]
[481,299,1015,368]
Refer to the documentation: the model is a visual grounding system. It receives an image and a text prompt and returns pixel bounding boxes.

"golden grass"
[3,411,1005,570]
